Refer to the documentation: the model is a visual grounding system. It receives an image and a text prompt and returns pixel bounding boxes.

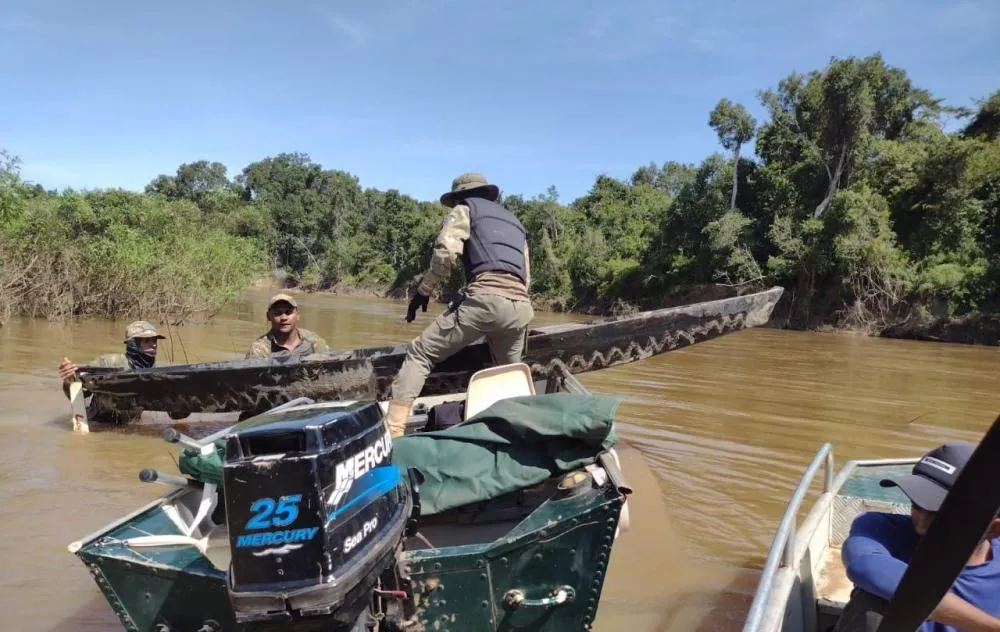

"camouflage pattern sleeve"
[417,204,471,296]
[315,334,330,354]
[91,353,130,368]
[62,353,129,399]
[301,329,330,354]
[245,337,271,359]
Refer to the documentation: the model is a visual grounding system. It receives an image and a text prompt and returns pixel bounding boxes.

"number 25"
[246,495,302,530]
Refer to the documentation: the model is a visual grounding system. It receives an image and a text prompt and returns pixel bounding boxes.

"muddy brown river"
[1,288,998,631]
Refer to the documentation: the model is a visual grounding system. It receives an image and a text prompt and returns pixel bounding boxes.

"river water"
[1,288,998,631]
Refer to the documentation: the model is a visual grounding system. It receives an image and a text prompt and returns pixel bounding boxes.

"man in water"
[836,442,1000,631]
[245,293,330,359]
[57,320,167,387]
[385,172,534,437]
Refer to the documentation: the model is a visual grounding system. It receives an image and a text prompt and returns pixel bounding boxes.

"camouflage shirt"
[417,203,531,301]
[245,328,330,360]
[86,353,132,369]
[62,352,133,399]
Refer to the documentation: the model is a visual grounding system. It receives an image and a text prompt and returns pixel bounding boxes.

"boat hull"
[71,460,624,632]
[404,485,623,631]
[78,540,236,632]
[70,364,633,632]
[743,446,917,632]
[79,287,783,423]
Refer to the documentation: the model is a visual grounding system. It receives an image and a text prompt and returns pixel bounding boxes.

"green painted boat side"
[79,554,235,632]
[404,485,623,630]
[70,366,631,632]
[74,473,623,632]
[75,491,233,632]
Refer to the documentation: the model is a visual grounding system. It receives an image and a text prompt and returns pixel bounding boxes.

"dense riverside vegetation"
[2,54,999,339]
[0,152,267,326]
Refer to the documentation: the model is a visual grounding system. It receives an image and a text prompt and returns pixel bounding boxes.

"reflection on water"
[1,287,998,630]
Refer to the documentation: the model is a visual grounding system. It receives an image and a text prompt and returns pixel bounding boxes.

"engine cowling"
[221,400,411,631]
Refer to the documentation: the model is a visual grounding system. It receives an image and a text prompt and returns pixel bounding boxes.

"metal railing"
[742,442,835,632]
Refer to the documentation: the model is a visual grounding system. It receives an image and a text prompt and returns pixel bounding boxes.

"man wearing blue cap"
[836,443,1000,631]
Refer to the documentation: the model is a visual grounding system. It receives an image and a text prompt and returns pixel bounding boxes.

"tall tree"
[709,98,757,210]
[145,160,231,208]
[963,89,1000,141]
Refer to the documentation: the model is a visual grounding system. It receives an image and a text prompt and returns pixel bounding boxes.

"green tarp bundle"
[178,441,225,486]
[391,393,620,516]
[176,393,622,516]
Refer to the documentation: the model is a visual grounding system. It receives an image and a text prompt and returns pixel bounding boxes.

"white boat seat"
[464,362,536,421]
[123,483,220,558]
[164,482,219,538]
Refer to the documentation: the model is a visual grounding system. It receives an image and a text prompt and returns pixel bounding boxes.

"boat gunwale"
[77,286,785,381]
[742,449,920,632]
[67,487,188,554]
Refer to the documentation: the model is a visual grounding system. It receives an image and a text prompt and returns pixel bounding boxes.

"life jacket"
[461,197,527,283]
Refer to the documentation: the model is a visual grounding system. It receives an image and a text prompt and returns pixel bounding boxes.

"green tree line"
[0,152,266,326]
[2,53,999,335]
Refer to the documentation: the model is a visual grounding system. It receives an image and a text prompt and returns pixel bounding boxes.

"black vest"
[461,198,527,283]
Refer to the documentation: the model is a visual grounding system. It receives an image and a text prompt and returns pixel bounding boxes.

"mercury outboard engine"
[222,401,412,631]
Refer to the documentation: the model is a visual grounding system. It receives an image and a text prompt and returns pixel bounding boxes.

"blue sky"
[2,0,998,203]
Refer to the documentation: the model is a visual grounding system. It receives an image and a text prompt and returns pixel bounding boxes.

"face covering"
[125,338,156,369]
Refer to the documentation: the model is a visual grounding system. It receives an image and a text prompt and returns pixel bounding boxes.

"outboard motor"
[222,401,412,631]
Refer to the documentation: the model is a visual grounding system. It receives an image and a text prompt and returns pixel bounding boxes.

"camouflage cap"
[267,292,299,310]
[440,172,500,207]
[124,320,166,342]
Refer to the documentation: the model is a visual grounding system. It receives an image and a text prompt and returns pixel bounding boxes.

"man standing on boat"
[57,320,167,389]
[837,443,1000,631]
[245,293,330,359]
[385,172,534,438]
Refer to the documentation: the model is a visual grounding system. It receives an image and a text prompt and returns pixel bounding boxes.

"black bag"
[424,400,465,432]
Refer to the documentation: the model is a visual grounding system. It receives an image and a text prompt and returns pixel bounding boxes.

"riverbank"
[880,314,1000,346]
[282,276,1000,348]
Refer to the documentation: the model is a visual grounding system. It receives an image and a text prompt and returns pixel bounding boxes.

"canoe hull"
[80,286,784,423]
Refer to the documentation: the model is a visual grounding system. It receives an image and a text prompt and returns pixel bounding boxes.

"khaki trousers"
[391,293,534,401]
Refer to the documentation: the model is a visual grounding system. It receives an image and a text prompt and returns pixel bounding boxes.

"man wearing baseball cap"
[836,443,1000,631]
[57,320,168,402]
[245,293,330,360]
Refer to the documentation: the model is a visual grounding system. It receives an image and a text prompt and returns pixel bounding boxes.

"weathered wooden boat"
[68,360,635,632]
[74,286,784,425]
[743,445,922,632]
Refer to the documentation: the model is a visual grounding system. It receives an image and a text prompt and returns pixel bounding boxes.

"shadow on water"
[642,567,762,632]
[591,443,752,632]
[42,408,239,441]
